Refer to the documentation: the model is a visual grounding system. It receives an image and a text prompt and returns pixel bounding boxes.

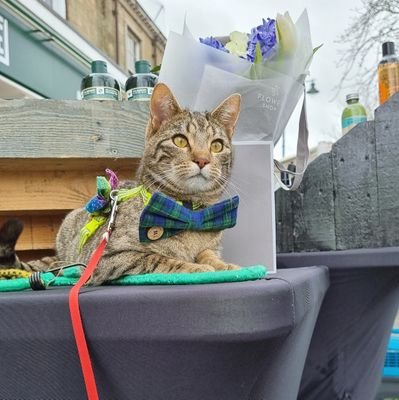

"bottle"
[80,60,121,101]
[341,93,367,135]
[378,41,399,105]
[125,60,158,101]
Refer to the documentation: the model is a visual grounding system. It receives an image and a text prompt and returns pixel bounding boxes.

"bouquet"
[159,10,319,189]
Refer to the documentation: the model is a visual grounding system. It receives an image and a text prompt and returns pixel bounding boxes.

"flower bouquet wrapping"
[159,10,317,190]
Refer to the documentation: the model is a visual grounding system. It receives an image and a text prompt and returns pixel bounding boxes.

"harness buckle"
[107,190,119,233]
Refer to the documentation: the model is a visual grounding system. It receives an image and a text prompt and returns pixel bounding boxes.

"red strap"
[69,235,108,400]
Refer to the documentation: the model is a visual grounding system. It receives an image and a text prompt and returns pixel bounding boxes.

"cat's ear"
[149,83,181,135]
[211,93,241,138]
[0,219,23,247]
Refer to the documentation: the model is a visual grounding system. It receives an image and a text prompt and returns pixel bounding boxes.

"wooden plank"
[0,165,136,212]
[0,158,141,172]
[31,215,63,250]
[0,99,149,158]
[332,121,382,249]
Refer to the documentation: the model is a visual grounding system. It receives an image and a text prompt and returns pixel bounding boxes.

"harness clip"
[107,190,119,233]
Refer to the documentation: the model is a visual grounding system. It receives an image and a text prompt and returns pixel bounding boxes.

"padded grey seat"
[0,266,328,400]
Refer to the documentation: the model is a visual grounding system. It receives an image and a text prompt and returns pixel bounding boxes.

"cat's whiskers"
[221,176,243,195]
[213,174,246,201]
[144,170,177,194]
[213,176,235,199]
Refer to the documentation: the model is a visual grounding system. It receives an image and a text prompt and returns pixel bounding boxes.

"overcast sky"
[139,0,372,158]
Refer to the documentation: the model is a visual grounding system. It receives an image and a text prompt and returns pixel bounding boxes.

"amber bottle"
[378,42,399,105]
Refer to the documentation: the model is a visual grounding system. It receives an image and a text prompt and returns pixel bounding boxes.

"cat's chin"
[183,174,216,193]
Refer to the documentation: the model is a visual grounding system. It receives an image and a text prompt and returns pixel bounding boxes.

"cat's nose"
[193,157,210,169]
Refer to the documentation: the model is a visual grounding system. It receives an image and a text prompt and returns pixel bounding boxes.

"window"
[39,0,67,19]
[126,29,141,73]
[0,14,9,66]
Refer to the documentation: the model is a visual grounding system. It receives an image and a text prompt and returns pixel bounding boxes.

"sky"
[139,0,372,159]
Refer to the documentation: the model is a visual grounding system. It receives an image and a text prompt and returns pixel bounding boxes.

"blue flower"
[247,18,277,62]
[199,36,229,53]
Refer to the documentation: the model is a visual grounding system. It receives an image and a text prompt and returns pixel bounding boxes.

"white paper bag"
[222,142,276,272]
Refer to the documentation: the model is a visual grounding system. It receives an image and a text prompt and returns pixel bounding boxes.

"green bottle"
[125,60,158,101]
[80,60,121,101]
[341,93,367,135]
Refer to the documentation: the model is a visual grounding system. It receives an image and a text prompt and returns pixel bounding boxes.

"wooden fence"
[0,99,149,260]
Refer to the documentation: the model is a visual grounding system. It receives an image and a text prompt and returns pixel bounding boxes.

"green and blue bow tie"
[139,192,239,243]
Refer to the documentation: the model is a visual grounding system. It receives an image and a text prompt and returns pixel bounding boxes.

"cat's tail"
[0,218,59,272]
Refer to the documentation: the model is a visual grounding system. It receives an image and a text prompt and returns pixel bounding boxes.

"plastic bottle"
[80,60,121,101]
[125,60,158,101]
[378,42,399,105]
[341,93,367,135]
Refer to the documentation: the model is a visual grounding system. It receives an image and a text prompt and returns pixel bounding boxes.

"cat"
[1,83,241,285]
[0,219,24,268]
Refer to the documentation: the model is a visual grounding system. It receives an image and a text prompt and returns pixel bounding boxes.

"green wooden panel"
[0,5,89,99]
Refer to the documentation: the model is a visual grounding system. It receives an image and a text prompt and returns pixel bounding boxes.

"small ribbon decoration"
[139,192,239,243]
[85,168,119,214]
[79,169,119,250]
[80,167,153,250]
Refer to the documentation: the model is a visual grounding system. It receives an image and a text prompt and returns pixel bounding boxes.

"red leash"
[68,192,119,400]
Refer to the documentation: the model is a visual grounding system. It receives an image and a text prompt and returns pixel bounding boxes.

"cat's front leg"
[89,250,215,285]
[196,249,240,271]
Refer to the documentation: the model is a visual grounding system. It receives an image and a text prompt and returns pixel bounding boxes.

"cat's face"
[139,84,241,204]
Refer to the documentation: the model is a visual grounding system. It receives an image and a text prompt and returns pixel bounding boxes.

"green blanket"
[0,265,267,292]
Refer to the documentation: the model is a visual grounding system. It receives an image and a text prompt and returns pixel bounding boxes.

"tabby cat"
[0,83,241,285]
[0,219,23,268]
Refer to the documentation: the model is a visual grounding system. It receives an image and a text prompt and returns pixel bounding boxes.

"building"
[0,0,166,99]
[66,0,165,73]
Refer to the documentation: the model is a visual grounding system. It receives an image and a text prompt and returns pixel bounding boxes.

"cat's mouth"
[184,171,213,192]
[192,168,211,180]
[178,164,217,192]
[188,173,209,182]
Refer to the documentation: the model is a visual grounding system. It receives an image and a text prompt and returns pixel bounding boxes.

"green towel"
[110,265,267,286]
[0,265,267,292]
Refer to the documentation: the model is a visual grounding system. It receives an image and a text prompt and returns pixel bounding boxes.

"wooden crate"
[0,99,149,260]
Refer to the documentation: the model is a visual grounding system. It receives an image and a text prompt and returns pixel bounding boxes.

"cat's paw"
[212,263,240,271]
[184,264,215,273]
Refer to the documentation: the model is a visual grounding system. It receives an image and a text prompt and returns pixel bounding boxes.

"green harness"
[79,185,152,250]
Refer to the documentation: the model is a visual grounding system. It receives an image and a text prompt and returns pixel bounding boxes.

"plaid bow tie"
[139,192,239,243]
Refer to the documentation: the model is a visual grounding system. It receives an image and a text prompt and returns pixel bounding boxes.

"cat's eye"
[173,135,189,148]
[210,140,224,153]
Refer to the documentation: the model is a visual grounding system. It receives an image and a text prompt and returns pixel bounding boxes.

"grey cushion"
[278,247,399,400]
[0,266,329,400]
